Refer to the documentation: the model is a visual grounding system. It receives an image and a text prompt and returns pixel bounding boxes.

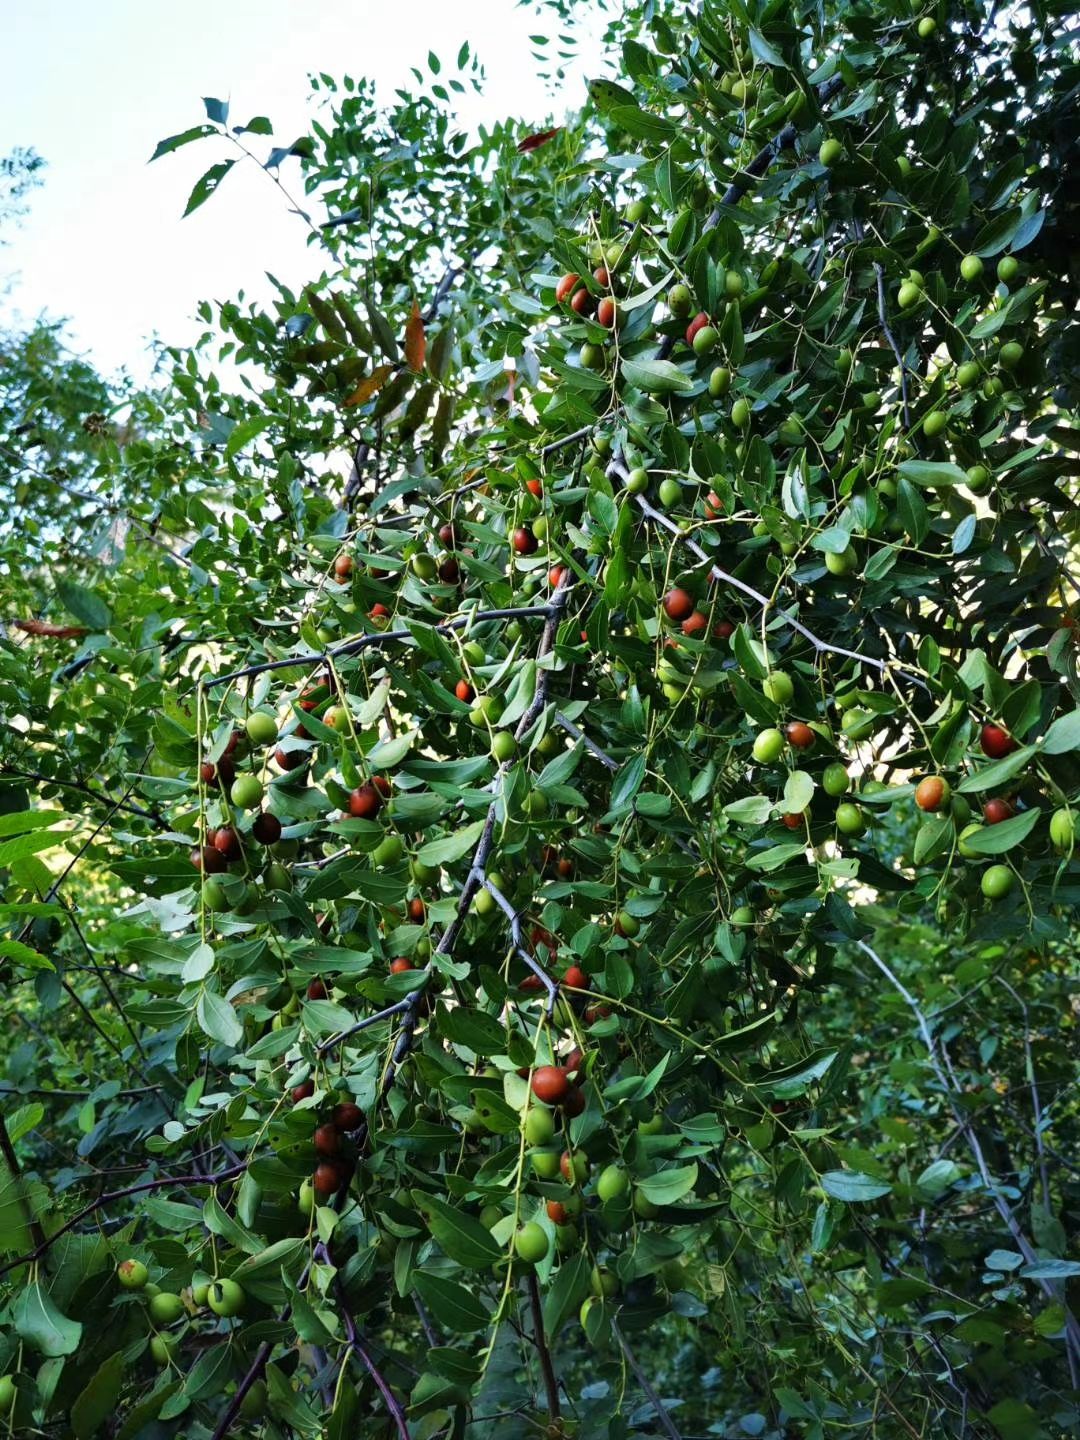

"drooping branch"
[484,876,558,1015]
[525,1271,561,1422]
[0,765,163,823]
[555,711,618,771]
[612,1319,683,1440]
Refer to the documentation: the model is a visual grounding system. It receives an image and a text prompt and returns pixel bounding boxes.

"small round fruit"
[524,1107,555,1146]
[0,1377,15,1415]
[239,1380,268,1421]
[731,905,754,926]
[709,366,732,398]
[822,763,849,797]
[580,342,605,371]
[923,409,948,438]
[333,1101,363,1130]
[625,466,649,493]
[514,1222,550,1265]
[668,283,692,317]
[958,823,984,859]
[591,1265,619,1297]
[762,671,794,705]
[614,909,639,938]
[298,1180,315,1216]
[512,527,538,556]
[570,287,595,317]
[658,477,682,508]
[731,397,751,429]
[597,296,618,329]
[980,724,1017,759]
[786,722,815,751]
[149,1335,176,1367]
[981,864,1014,900]
[965,464,992,494]
[291,1079,315,1104]
[692,324,718,357]
[662,587,695,622]
[915,776,950,812]
[596,1165,629,1203]
[997,255,1019,283]
[117,1258,149,1290]
[149,1292,185,1325]
[201,878,229,913]
[917,15,937,36]
[818,138,843,166]
[348,783,382,818]
[207,1278,246,1318]
[531,1066,570,1105]
[314,1123,341,1157]
[825,545,858,576]
[563,964,587,988]
[956,360,981,389]
[725,269,744,299]
[1049,807,1078,850]
[835,803,866,836]
[960,254,984,283]
[561,1151,590,1185]
[626,198,648,223]
[752,728,785,764]
[999,341,1024,369]
[191,1282,210,1307]
[555,273,580,305]
[983,797,1014,826]
[252,811,282,846]
[897,281,922,309]
[246,710,278,746]
[312,1163,341,1199]
[333,553,353,580]
[230,775,263,810]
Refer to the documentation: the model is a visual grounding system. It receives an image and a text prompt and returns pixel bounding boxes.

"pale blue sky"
[1,0,600,380]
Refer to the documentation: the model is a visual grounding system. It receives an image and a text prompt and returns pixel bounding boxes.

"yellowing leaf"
[404,300,427,372]
[343,364,393,408]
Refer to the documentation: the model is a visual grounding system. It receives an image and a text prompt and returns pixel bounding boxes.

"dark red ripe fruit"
[333,1102,364,1131]
[549,565,568,588]
[200,761,216,784]
[555,272,580,305]
[313,1123,341,1157]
[593,265,611,287]
[372,775,392,799]
[291,1079,315,1104]
[782,812,804,830]
[556,857,574,879]
[439,556,461,584]
[681,611,708,638]
[370,602,390,620]
[662,587,696,622]
[252,811,282,846]
[519,974,543,992]
[983,797,1014,825]
[685,311,711,346]
[981,723,1017,759]
[703,491,724,520]
[785,722,815,751]
[408,897,426,923]
[223,730,241,757]
[915,776,948,812]
[562,1086,586,1117]
[438,522,458,548]
[213,826,242,860]
[564,965,588,989]
[531,1065,570,1105]
[546,1199,569,1224]
[191,844,227,874]
[348,784,382,819]
[570,287,595,316]
[275,747,305,772]
[525,478,543,498]
[559,1149,581,1181]
[512,527,538,556]
[334,554,354,580]
[596,296,617,328]
[389,957,413,974]
[714,619,735,640]
[585,1004,612,1023]
[565,1046,585,1082]
[312,1162,341,1198]
[307,978,328,1001]
[455,679,474,703]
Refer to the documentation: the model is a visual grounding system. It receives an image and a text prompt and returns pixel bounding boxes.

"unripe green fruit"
[835,348,854,377]
[372,834,404,867]
[633,1189,660,1218]
[491,731,517,763]
[462,640,485,666]
[267,862,293,892]
[999,341,1024,369]
[192,1282,210,1307]
[983,375,1004,398]
[580,1295,603,1331]
[479,1204,502,1230]
[730,905,755,926]
[1049,807,1079,851]
[818,138,843,166]
[616,909,640,937]
[591,1265,619,1297]
[709,366,732,398]
[896,154,912,176]
[637,1112,664,1135]
[207,1278,246,1317]
[997,255,1019,283]
[625,467,649,493]
[731,398,751,429]
[474,887,496,916]
[956,361,981,389]
[958,823,984,859]
[626,198,649,224]
[917,15,937,36]
[668,283,692,318]
[825,546,858,576]
[725,270,744,299]
[897,281,922,309]
[530,1149,562,1180]
[524,1107,555,1146]
[239,1380,268,1420]
[692,325,719,357]
[411,858,439,885]
[526,790,549,818]
[298,1180,315,1215]
[118,1259,148,1290]
[230,775,263,810]
[411,553,437,580]
[149,1335,177,1367]
[149,1292,185,1325]
[761,672,794,705]
[835,803,866,836]
[596,1164,630,1203]
[965,465,992,495]
[514,1222,550,1265]
[960,254,984,282]
[841,708,877,740]
[860,391,881,412]
[532,515,548,540]
[0,1377,15,1416]
[777,418,803,446]
[923,410,948,438]
[981,864,1014,900]
[752,728,785,764]
[202,878,230,913]
[818,764,847,799]
[246,710,278,745]
[580,342,605,371]
[563,1152,590,1186]
[658,477,683,508]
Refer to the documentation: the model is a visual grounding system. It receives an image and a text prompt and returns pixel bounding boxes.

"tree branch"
[525,1271,560,1421]
[612,1318,683,1440]
[0,1112,47,1254]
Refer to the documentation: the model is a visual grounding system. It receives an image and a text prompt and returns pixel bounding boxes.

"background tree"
[1,2,1078,1437]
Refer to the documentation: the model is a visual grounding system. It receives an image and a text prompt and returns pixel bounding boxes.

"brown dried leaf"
[404,300,426,372]
[517,127,562,153]
[13,619,89,638]
[343,364,394,408]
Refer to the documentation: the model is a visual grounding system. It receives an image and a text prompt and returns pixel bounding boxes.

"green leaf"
[1020,1259,1080,1280]
[608,106,676,143]
[71,1351,125,1438]
[0,829,66,867]
[637,1163,698,1205]
[588,78,638,113]
[619,358,693,395]
[413,1271,490,1333]
[420,1195,502,1269]
[149,125,217,162]
[783,771,815,813]
[724,796,773,826]
[821,1170,892,1203]
[959,807,1039,853]
[897,460,967,488]
[0,938,54,970]
[543,1250,592,1337]
[748,28,788,66]
[182,159,236,217]
[1041,710,1080,754]
[203,96,229,125]
[13,1280,83,1355]
[417,819,487,867]
[196,989,243,1048]
[955,746,1036,792]
[608,753,646,815]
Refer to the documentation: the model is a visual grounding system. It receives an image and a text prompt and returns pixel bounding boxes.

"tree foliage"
[1,2,1079,1437]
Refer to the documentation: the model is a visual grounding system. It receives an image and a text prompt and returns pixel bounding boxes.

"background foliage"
[1,0,1079,1436]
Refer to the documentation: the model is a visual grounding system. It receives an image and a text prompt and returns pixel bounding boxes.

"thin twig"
[484,877,558,1016]
[555,711,618,770]
[525,1271,561,1421]
[317,998,412,1057]
[995,976,1051,1211]
[0,765,161,822]
[0,1113,47,1253]
[612,1319,683,1440]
